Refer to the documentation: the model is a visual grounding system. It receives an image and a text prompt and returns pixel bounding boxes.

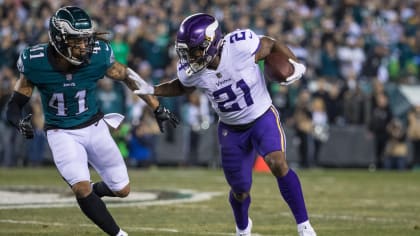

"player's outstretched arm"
[106,61,158,109]
[105,61,179,132]
[149,78,195,97]
[6,74,35,138]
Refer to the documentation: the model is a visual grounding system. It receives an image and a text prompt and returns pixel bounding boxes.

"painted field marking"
[0,189,223,209]
[1,187,412,235]
[0,219,265,235]
[278,212,413,224]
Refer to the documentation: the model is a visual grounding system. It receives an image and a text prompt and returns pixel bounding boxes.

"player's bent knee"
[72,181,92,198]
[232,191,249,202]
[265,151,289,177]
[114,184,130,198]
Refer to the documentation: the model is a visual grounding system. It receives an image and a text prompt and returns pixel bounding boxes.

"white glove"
[280,59,306,86]
[127,68,155,95]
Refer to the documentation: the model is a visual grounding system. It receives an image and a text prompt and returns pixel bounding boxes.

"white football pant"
[46,119,129,191]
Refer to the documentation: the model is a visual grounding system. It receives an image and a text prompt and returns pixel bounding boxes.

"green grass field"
[0,167,419,236]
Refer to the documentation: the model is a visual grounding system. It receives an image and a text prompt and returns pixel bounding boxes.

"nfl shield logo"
[66,74,72,81]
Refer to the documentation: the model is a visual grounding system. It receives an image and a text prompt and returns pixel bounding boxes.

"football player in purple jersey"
[134,13,316,236]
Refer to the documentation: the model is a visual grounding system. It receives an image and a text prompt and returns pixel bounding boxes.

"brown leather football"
[264,52,294,83]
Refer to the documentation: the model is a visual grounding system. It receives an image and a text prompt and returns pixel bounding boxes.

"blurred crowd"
[1,0,420,170]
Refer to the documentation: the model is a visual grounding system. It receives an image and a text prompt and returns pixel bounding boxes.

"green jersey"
[17,40,115,129]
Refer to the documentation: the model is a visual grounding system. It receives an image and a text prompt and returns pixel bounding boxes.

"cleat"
[116,229,128,236]
[297,221,316,236]
[236,218,252,236]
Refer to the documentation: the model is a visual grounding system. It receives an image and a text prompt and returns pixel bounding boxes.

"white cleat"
[116,229,128,236]
[297,221,316,236]
[236,218,252,236]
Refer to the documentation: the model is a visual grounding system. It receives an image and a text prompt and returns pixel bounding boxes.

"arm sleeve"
[6,91,30,129]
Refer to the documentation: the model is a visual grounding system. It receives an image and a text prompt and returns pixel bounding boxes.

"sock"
[77,192,120,236]
[93,181,116,197]
[229,190,250,230]
[276,169,309,224]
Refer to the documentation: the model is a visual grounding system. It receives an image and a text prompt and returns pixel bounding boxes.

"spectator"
[336,36,366,78]
[319,39,341,80]
[97,78,126,115]
[360,44,389,81]
[384,119,408,170]
[407,105,420,170]
[2,0,420,170]
[0,34,18,68]
[181,90,212,167]
[0,67,19,166]
[326,81,344,125]
[341,72,367,124]
[110,31,130,66]
[369,92,393,169]
[128,107,160,167]
[26,93,48,166]
[270,82,291,122]
[293,89,314,168]
[311,97,329,166]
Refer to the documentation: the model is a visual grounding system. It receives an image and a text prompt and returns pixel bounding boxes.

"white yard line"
[0,212,408,235]
[0,219,266,235]
[278,212,412,224]
[0,219,179,233]
[311,213,414,223]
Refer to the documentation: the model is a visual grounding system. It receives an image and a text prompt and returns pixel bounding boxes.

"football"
[263,52,294,83]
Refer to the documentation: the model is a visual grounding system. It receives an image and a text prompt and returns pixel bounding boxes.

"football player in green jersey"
[6,6,179,236]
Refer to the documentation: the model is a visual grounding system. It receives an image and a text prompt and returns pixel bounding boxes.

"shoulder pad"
[17,44,49,74]
[225,29,260,57]
[91,40,115,66]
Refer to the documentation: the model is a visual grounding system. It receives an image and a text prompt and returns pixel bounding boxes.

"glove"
[127,68,155,95]
[154,105,180,133]
[18,114,34,139]
[280,59,306,86]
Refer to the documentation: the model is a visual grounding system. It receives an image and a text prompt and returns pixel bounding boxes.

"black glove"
[18,114,34,139]
[154,105,180,133]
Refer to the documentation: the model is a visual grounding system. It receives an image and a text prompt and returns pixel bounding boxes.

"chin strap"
[50,40,84,65]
